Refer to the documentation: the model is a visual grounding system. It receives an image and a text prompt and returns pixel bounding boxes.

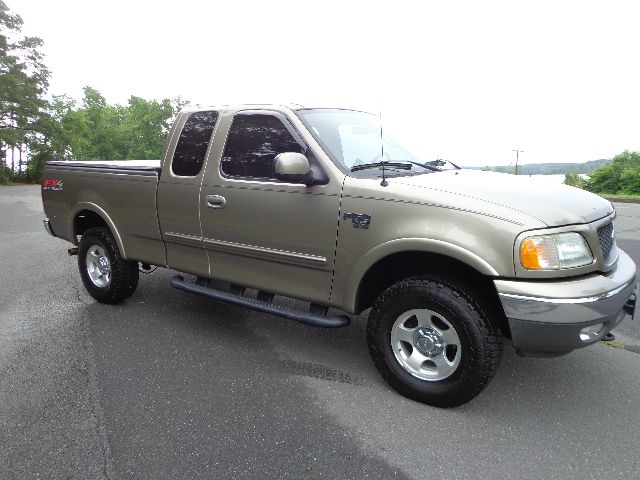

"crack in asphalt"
[80,319,114,480]
[68,256,112,478]
[71,275,93,306]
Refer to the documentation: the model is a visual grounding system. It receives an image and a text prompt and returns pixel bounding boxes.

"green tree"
[586,150,640,195]
[0,0,50,183]
[619,168,640,195]
[52,87,187,162]
[121,96,178,159]
[24,95,76,180]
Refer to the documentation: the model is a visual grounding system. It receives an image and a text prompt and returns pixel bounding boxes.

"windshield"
[297,109,455,174]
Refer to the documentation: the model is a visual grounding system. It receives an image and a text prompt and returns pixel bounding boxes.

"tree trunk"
[18,145,23,173]
[9,113,15,172]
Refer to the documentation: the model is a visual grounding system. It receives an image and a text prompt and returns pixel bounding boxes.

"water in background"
[525,174,566,184]
[519,174,589,185]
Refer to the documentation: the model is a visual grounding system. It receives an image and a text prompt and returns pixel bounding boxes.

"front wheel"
[78,227,139,304]
[367,275,502,407]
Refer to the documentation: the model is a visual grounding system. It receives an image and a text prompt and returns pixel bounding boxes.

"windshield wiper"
[369,159,442,172]
[402,160,441,172]
[350,161,413,172]
[423,159,461,170]
[398,159,461,172]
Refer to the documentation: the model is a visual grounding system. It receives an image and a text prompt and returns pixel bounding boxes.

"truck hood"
[394,170,614,227]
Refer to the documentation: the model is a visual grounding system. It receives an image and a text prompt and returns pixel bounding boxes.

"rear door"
[199,109,343,304]
[157,111,219,277]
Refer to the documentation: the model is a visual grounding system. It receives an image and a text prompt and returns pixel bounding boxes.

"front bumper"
[495,250,637,357]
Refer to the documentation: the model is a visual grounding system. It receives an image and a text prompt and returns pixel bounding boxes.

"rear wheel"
[367,275,502,407]
[78,227,139,304]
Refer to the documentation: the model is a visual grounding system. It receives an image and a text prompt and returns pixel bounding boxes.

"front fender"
[341,238,499,313]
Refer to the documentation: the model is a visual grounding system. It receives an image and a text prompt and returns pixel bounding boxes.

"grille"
[597,222,615,262]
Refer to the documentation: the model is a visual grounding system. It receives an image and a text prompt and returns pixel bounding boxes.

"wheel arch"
[69,202,127,259]
[345,239,509,336]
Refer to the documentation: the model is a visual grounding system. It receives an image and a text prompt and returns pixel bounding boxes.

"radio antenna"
[379,108,388,187]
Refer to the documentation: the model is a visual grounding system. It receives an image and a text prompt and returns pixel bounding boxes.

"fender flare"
[69,202,128,259]
[343,237,499,313]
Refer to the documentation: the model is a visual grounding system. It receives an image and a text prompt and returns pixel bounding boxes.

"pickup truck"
[42,104,638,407]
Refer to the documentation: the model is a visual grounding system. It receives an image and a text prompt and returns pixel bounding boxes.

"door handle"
[205,195,226,209]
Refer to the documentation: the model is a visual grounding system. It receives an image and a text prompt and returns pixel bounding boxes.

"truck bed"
[42,159,165,267]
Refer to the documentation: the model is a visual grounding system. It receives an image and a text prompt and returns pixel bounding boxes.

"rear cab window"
[171,111,219,176]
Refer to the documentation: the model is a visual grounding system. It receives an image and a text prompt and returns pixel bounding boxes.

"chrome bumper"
[495,250,637,357]
[43,218,55,237]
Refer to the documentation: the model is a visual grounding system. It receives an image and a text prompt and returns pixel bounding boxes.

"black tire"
[78,227,139,304]
[367,275,502,407]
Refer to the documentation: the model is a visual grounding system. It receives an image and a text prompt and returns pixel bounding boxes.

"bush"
[564,172,587,188]
[619,169,640,195]
[0,165,13,185]
[585,150,640,195]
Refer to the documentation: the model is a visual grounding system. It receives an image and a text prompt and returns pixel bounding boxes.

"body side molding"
[203,238,327,269]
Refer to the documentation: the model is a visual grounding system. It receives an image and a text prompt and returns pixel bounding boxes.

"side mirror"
[274,152,312,184]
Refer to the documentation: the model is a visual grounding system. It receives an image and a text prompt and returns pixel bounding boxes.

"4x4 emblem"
[343,213,371,229]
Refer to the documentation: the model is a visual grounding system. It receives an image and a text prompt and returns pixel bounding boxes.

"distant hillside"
[467,159,610,175]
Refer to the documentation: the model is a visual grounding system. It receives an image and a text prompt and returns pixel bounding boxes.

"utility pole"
[512,149,524,175]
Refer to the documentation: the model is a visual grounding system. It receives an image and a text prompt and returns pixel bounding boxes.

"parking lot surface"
[1,185,639,479]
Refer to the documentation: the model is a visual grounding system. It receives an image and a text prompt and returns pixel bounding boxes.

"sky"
[13,0,640,166]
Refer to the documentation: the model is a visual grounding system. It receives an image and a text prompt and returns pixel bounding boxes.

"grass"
[0,178,38,186]
[0,183,39,187]
[598,193,640,203]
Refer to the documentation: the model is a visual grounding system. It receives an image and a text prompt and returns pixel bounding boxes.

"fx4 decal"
[42,179,64,191]
[343,212,371,229]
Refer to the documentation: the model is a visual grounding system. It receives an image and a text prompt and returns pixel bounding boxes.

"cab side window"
[221,113,304,180]
[171,111,219,177]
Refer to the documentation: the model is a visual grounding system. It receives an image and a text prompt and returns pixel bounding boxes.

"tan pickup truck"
[41,105,638,407]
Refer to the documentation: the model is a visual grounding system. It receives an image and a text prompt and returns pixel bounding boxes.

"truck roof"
[180,104,375,115]
[180,103,301,114]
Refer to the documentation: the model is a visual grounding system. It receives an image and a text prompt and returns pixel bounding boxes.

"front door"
[199,110,343,304]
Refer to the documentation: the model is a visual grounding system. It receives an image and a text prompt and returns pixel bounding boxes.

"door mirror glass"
[274,152,311,184]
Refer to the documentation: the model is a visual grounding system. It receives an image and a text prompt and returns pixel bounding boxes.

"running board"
[170,276,351,328]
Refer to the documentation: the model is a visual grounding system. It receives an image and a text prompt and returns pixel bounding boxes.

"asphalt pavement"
[1,185,639,479]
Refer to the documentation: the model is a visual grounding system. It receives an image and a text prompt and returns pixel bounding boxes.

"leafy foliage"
[19,89,187,181]
[585,151,640,195]
[564,172,587,189]
[45,87,186,161]
[0,0,50,180]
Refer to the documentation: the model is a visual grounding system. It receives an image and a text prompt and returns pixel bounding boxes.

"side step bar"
[170,276,351,328]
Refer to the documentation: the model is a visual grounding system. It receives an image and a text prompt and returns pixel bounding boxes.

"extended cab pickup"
[42,105,638,406]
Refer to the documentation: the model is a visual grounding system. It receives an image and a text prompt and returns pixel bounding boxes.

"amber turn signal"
[521,239,541,269]
[520,236,560,270]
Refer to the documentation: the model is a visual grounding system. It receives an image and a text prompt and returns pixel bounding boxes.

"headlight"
[520,232,593,270]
